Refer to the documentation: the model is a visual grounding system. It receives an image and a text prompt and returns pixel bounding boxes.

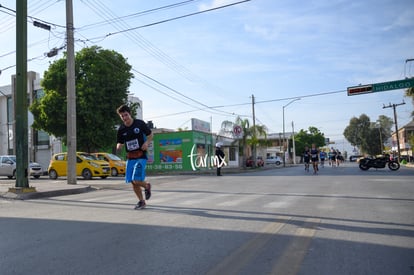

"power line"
[0,3,66,29]
[209,89,345,109]
[77,0,200,31]
[80,0,200,83]
[104,0,252,37]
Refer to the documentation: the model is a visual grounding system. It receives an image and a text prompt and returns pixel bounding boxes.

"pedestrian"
[116,104,153,210]
[303,146,310,172]
[329,147,337,167]
[336,149,342,167]
[310,143,319,174]
[215,143,225,176]
[319,150,326,168]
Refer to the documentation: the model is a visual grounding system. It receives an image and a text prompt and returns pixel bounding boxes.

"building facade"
[391,120,414,161]
[0,71,56,170]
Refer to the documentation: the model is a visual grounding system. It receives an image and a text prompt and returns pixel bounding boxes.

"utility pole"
[383,101,405,161]
[251,94,256,166]
[292,121,296,164]
[15,0,29,188]
[66,0,77,184]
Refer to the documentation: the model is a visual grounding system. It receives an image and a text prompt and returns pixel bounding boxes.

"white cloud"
[199,0,237,11]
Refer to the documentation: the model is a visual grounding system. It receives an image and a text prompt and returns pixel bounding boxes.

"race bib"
[126,139,140,151]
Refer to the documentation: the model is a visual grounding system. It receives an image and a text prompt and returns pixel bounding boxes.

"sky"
[1,0,414,154]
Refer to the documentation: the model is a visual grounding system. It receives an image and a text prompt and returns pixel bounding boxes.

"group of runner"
[303,145,343,174]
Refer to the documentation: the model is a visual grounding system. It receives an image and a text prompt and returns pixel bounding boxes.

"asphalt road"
[1,162,413,275]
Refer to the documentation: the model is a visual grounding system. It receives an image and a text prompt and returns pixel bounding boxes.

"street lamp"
[283,98,300,167]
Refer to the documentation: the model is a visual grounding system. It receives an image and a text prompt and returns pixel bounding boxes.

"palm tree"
[406,87,414,117]
[220,117,267,167]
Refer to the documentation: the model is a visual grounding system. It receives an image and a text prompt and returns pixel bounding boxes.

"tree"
[30,46,134,152]
[294,126,325,159]
[405,86,414,117]
[343,114,393,155]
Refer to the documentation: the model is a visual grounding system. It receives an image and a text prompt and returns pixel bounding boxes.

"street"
[1,162,414,275]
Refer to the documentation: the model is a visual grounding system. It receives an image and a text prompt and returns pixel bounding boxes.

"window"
[35,130,50,146]
[229,147,236,161]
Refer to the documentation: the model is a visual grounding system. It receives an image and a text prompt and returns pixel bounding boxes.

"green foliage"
[405,86,414,117]
[30,46,134,152]
[294,126,325,155]
[343,113,393,155]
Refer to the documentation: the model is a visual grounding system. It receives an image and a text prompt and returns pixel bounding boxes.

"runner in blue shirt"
[319,150,326,168]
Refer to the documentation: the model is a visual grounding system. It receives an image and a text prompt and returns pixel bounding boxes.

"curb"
[0,185,96,200]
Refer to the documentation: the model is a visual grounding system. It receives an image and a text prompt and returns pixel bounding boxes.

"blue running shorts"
[125,158,147,183]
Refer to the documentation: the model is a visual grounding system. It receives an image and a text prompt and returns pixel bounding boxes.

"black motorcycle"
[359,155,400,171]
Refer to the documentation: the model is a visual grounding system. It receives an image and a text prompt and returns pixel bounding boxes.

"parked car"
[246,156,264,167]
[349,155,363,162]
[29,161,44,178]
[93,152,126,176]
[0,155,44,179]
[48,152,110,180]
[265,156,283,166]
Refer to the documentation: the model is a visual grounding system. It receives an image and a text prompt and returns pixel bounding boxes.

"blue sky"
[1,0,413,153]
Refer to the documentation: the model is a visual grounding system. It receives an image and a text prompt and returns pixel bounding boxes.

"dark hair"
[117,104,131,114]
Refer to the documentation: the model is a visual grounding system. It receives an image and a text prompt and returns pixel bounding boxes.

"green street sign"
[372,78,414,92]
[347,78,414,96]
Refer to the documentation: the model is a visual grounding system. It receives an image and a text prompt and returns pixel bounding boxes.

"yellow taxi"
[48,152,110,180]
[93,152,126,176]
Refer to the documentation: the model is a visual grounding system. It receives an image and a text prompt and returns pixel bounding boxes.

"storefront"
[146,130,238,172]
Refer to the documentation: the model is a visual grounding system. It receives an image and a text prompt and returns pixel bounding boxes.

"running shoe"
[134,200,146,210]
[145,183,151,200]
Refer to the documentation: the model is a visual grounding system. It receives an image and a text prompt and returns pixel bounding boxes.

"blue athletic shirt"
[117,119,152,159]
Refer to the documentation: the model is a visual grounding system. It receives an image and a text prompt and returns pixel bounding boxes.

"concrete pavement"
[1,162,412,200]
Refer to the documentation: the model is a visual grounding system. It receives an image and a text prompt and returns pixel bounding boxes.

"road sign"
[347,78,414,96]
[233,125,243,138]
[372,78,414,92]
[347,85,373,96]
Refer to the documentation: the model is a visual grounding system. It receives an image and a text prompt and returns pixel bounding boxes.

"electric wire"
[1,0,251,115]
[78,0,200,31]
[74,38,238,118]
[104,0,251,37]
[0,2,66,30]
[76,0,253,118]
[80,0,199,83]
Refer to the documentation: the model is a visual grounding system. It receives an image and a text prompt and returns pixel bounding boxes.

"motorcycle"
[358,155,400,171]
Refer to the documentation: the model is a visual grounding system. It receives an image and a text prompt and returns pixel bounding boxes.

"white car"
[265,156,283,166]
[0,155,44,179]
